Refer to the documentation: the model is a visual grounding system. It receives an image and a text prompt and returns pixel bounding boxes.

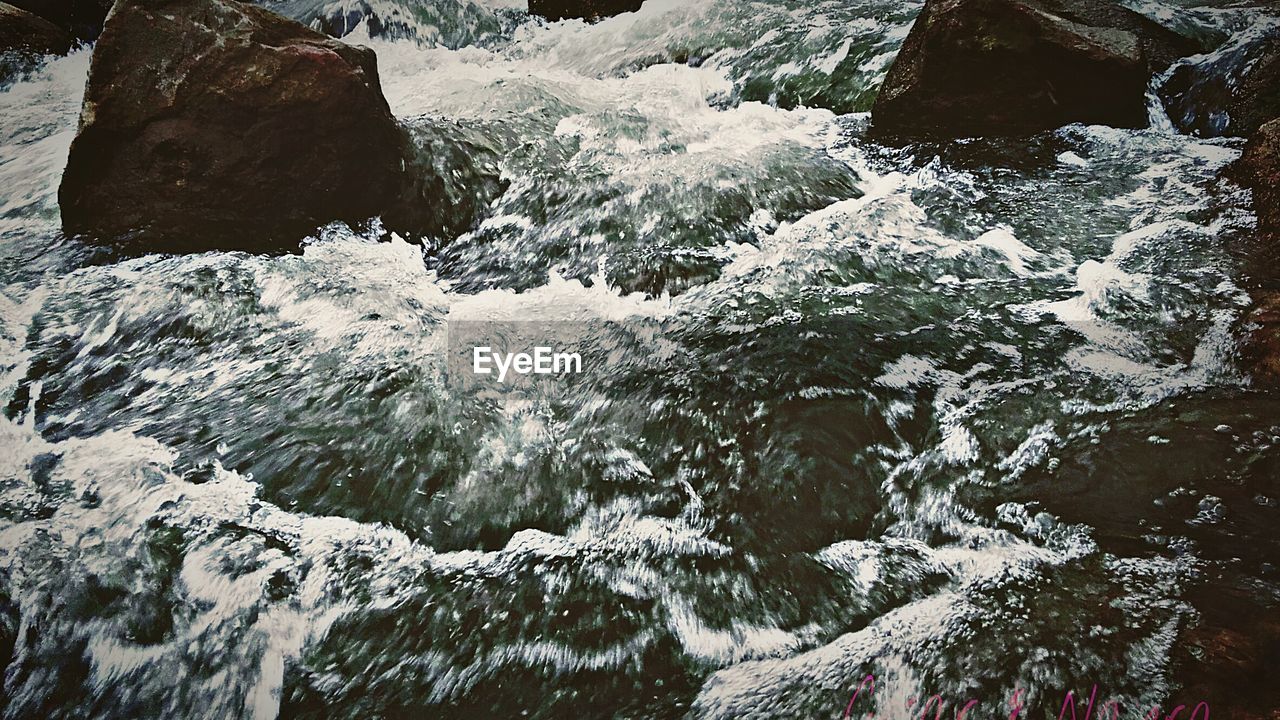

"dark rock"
[1235,118,1280,235]
[6,0,113,41]
[1172,580,1280,720]
[1161,26,1280,138]
[0,2,74,56]
[58,0,410,252]
[1231,120,1280,385]
[871,0,1199,139]
[1032,0,1202,72]
[528,0,642,22]
[1244,290,1280,386]
[966,391,1280,565]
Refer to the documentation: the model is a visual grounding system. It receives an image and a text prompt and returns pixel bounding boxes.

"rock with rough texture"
[528,0,641,22]
[1245,291,1280,384]
[6,0,113,41]
[871,0,1199,138]
[59,0,410,252]
[1032,0,1201,71]
[1235,118,1280,235]
[1161,28,1280,138]
[0,2,74,56]
[1233,119,1280,385]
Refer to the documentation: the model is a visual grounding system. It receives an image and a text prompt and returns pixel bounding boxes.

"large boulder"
[1160,28,1280,138]
[6,0,113,42]
[528,0,642,22]
[0,2,74,56]
[58,0,411,252]
[871,0,1200,139]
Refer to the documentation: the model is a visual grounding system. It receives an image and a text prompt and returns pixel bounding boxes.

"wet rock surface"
[976,394,1280,719]
[1243,291,1280,386]
[1034,0,1203,71]
[1235,118,1280,234]
[1233,119,1280,385]
[1161,25,1279,138]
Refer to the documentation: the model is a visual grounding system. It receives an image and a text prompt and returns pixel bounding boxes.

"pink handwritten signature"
[842,674,1211,719]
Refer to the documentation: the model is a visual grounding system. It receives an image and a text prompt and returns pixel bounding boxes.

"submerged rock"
[528,0,642,22]
[385,118,508,243]
[0,2,74,57]
[59,0,410,252]
[1160,27,1279,139]
[1246,291,1280,384]
[871,0,1198,139]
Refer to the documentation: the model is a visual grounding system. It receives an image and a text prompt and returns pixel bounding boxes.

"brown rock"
[871,0,1198,139]
[1174,582,1280,720]
[1243,290,1280,385]
[1032,0,1202,72]
[1234,120,1280,384]
[58,0,411,252]
[0,2,74,56]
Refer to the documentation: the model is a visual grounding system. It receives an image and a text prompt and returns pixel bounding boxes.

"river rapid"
[0,1,1278,718]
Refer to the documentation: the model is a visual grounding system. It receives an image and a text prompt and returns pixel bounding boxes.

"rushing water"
[1,1,1279,718]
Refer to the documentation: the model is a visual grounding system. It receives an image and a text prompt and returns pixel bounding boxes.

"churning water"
[0,1,1278,718]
